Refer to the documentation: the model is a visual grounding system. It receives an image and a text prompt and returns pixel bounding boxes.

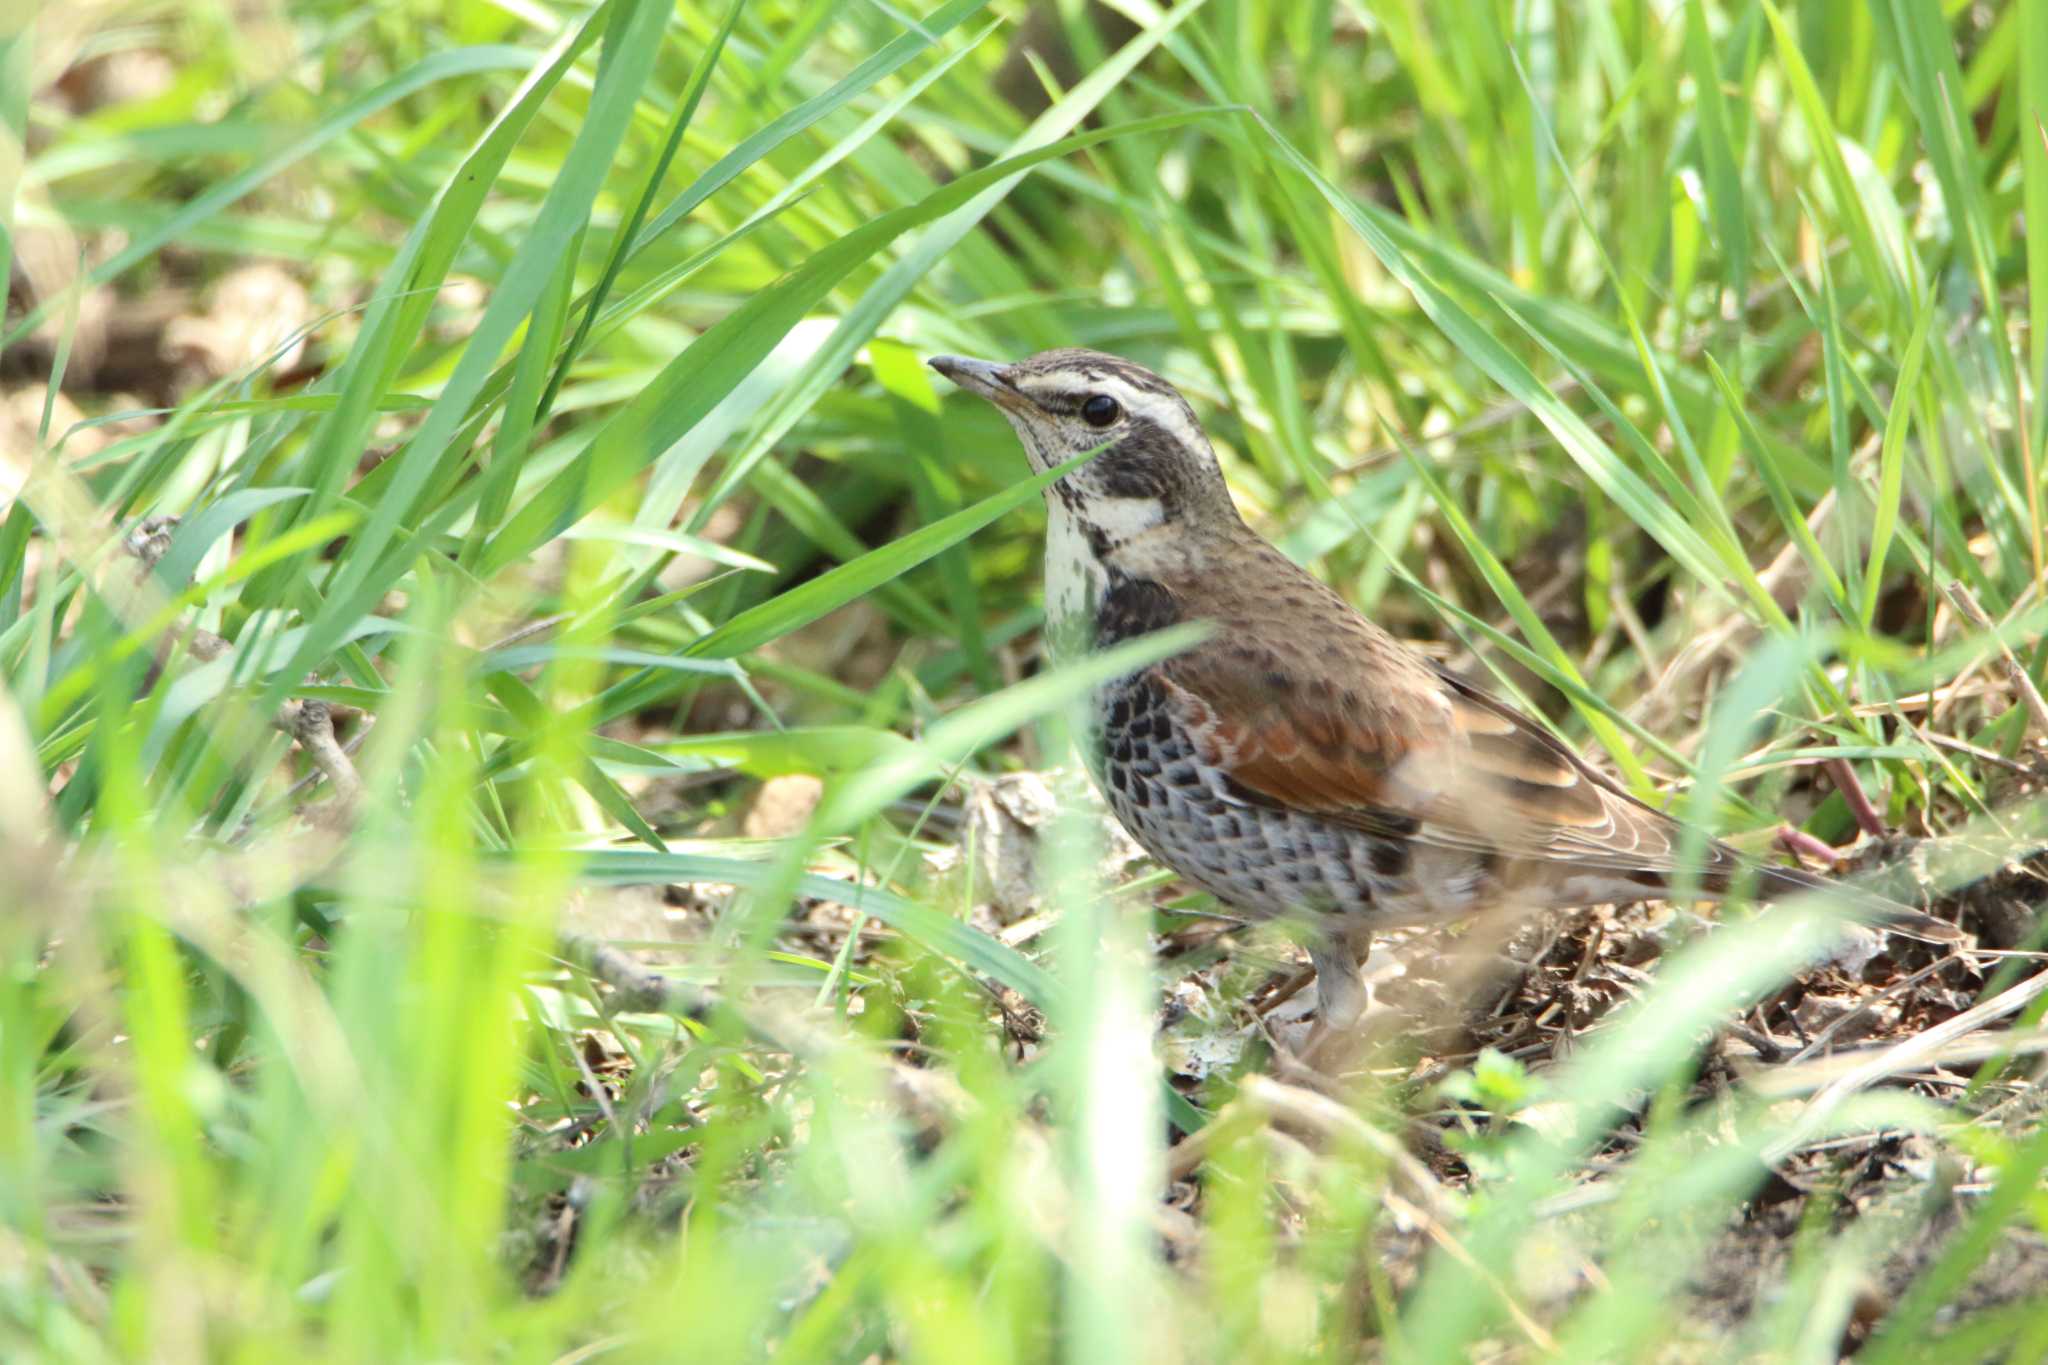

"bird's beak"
[928,354,1030,412]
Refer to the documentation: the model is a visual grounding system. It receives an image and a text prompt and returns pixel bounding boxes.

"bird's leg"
[1297,927,1386,1073]
[1308,938,1372,1034]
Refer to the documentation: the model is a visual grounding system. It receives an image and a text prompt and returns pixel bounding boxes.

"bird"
[927,347,1967,1041]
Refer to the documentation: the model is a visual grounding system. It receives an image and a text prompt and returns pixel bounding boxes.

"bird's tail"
[1748,861,1969,946]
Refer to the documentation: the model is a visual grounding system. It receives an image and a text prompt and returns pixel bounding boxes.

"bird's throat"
[1042,501,1107,664]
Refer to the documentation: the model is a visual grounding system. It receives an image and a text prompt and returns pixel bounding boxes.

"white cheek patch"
[1082,494,1164,545]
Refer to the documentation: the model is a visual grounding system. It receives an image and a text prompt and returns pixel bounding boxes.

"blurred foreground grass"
[4,1,2048,1359]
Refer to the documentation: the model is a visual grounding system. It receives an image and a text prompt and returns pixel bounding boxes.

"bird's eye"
[1081,394,1122,427]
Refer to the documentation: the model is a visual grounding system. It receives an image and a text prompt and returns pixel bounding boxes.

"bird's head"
[929,348,1242,548]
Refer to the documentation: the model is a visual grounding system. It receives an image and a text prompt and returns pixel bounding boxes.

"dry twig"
[1766,969,2048,1162]
[1943,582,2048,740]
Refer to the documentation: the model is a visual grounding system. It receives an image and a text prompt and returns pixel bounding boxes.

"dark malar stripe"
[1095,573,1180,647]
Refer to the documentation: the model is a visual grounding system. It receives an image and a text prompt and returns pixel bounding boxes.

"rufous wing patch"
[1152,648,1712,878]
[1152,668,1434,825]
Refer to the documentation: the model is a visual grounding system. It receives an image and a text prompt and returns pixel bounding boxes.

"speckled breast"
[1087,671,1414,926]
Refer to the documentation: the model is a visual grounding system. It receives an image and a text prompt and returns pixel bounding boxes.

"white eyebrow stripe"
[1019,370,1204,451]
[1123,388,1199,445]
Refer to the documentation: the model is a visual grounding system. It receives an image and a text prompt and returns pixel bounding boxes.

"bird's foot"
[1292,996,1404,1081]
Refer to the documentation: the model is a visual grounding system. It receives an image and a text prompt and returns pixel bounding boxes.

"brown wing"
[1426,666,1700,871]
[1156,636,1713,878]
